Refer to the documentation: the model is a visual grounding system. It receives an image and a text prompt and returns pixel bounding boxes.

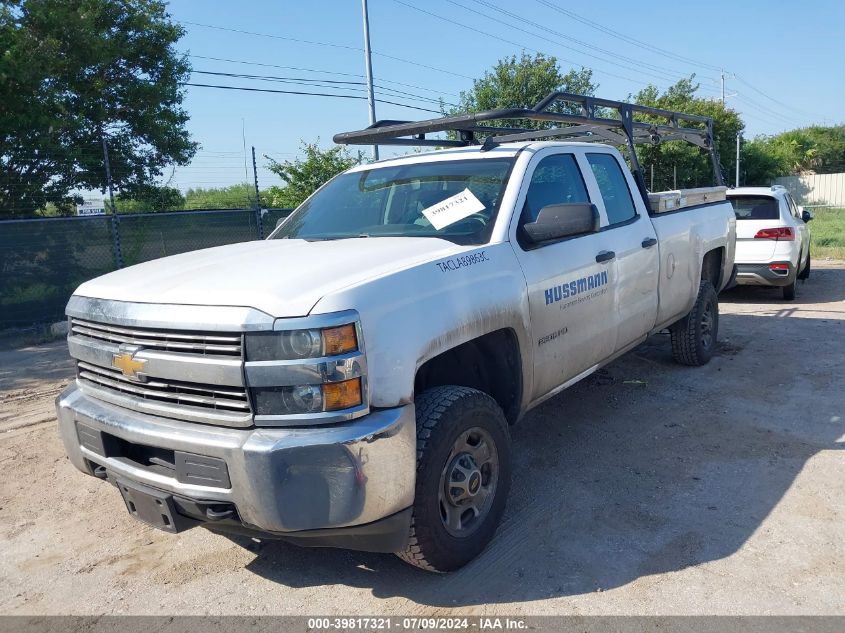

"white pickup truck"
[56,94,736,572]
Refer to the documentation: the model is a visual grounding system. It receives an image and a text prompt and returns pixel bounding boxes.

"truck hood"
[74,237,464,318]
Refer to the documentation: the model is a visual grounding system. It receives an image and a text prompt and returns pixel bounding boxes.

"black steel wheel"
[670,280,719,366]
[396,386,511,572]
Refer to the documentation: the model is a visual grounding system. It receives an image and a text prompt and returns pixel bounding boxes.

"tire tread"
[670,280,718,366]
[396,386,508,572]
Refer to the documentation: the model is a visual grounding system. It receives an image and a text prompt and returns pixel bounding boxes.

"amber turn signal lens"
[323,378,363,411]
[322,324,358,356]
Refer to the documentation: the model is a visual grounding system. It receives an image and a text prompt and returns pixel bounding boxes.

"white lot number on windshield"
[421,188,486,230]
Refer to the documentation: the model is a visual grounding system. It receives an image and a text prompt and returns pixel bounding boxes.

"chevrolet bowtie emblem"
[112,352,146,380]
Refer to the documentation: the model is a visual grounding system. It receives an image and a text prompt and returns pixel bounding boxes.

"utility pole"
[101,134,123,269]
[251,146,261,209]
[361,0,379,160]
[101,136,117,215]
[735,133,741,187]
[720,69,725,105]
[251,146,265,239]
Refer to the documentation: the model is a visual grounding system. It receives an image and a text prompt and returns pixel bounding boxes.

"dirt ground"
[1,263,844,616]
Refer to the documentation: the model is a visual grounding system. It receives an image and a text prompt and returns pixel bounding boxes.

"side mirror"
[801,209,814,222]
[523,203,600,244]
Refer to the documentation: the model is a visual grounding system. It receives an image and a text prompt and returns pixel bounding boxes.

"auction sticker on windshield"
[421,188,486,230]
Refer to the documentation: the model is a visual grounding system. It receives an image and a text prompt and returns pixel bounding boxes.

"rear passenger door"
[786,194,810,262]
[511,150,617,402]
[584,152,659,350]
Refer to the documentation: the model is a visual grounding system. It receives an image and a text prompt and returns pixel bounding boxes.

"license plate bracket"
[115,478,187,533]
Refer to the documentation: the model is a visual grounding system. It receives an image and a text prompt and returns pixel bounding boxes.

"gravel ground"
[1,262,843,616]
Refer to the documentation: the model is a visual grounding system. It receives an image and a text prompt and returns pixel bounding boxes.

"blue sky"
[166,0,844,192]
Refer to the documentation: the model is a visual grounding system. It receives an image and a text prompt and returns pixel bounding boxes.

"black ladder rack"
[333,92,725,200]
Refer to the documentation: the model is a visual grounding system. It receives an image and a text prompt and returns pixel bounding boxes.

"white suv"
[727,186,812,300]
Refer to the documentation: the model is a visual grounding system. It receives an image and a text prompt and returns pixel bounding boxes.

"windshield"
[730,195,780,220]
[271,158,515,245]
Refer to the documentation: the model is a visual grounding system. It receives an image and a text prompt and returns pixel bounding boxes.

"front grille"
[77,361,250,413]
[70,318,242,356]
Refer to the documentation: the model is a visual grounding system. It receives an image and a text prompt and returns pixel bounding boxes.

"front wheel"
[396,386,511,572]
[670,280,719,366]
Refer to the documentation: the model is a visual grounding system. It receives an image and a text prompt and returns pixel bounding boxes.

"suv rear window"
[730,195,780,220]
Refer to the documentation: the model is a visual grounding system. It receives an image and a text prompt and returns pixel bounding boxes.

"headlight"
[252,378,362,415]
[245,316,366,421]
[245,323,358,360]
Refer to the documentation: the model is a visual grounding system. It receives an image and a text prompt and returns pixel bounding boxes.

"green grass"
[808,207,845,261]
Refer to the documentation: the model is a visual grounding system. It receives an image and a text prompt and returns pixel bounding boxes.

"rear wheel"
[798,248,811,281]
[670,280,719,366]
[396,386,511,572]
[782,280,796,300]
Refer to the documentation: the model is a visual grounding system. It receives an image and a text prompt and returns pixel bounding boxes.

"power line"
[190,70,457,107]
[532,0,722,72]
[393,0,719,94]
[530,1,822,122]
[182,82,443,114]
[389,0,648,88]
[189,54,462,98]
[725,85,806,126]
[732,95,802,129]
[190,54,362,78]
[181,20,475,80]
[734,74,820,120]
[461,0,719,84]
[192,69,364,87]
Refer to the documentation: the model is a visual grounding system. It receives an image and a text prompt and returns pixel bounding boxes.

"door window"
[522,154,589,223]
[587,153,638,226]
[785,194,801,219]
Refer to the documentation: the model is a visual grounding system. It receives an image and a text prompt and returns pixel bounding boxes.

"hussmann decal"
[544,270,609,305]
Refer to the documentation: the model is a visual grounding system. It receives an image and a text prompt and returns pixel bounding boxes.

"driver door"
[511,150,618,402]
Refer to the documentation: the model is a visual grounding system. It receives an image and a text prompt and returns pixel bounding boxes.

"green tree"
[0,0,196,218]
[183,184,255,210]
[740,137,789,185]
[763,126,845,174]
[738,125,845,185]
[266,142,362,209]
[114,185,185,213]
[632,78,744,190]
[449,53,597,128]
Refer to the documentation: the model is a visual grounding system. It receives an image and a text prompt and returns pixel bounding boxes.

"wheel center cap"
[468,471,482,495]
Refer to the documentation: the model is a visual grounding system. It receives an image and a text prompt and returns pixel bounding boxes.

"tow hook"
[205,505,235,521]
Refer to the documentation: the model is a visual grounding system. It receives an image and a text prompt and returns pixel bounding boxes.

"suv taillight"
[754,227,794,240]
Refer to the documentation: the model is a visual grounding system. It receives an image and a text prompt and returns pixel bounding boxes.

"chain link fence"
[0,208,292,330]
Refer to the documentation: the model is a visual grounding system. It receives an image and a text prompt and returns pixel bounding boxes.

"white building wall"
[775,173,845,207]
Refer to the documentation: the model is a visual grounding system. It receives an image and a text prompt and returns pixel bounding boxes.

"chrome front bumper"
[56,385,416,541]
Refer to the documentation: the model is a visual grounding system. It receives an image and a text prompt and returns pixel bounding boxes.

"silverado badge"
[112,352,146,380]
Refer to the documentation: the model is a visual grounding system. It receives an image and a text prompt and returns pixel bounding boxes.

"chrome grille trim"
[77,361,250,413]
[70,318,242,356]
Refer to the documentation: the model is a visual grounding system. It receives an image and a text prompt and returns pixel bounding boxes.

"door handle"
[641,237,658,248]
[595,250,616,263]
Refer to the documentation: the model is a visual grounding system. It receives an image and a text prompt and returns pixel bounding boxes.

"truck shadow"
[227,305,844,606]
